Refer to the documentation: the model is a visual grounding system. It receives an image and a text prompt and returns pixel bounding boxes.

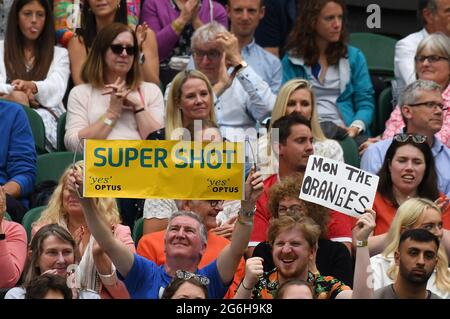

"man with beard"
[374,228,441,299]
[236,211,375,299]
[247,112,313,256]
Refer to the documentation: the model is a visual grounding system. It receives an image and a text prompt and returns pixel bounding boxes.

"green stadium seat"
[132,217,144,246]
[338,136,360,168]
[22,205,46,243]
[36,151,83,185]
[21,106,47,154]
[372,86,394,137]
[349,32,397,79]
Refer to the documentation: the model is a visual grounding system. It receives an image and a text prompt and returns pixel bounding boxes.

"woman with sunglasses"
[64,23,164,153]
[281,0,374,145]
[371,134,450,236]
[258,78,344,177]
[68,0,159,86]
[383,33,450,148]
[0,0,70,151]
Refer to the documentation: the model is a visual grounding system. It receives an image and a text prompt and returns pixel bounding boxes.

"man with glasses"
[187,21,276,143]
[393,0,450,101]
[362,79,450,197]
[136,199,246,298]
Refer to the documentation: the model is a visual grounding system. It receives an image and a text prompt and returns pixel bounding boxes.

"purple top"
[140,0,228,61]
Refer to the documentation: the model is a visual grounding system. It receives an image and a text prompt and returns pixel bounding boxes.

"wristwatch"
[239,206,256,218]
[102,115,114,127]
[355,239,368,247]
[231,60,248,78]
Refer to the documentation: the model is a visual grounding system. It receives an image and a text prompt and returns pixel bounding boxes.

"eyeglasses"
[414,55,449,63]
[393,133,427,144]
[175,270,210,286]
[407,101,447,111]
[207,200,224,208]
[110,44,136,56]
[193,50,221,60]
[278,205,305,216]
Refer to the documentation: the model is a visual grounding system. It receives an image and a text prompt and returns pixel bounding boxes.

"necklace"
[25,56,35,72]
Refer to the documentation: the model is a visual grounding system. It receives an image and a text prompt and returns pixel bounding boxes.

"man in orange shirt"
[137,199,245,298]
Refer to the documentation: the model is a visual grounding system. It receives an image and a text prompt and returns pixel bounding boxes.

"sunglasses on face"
[175,270,210,286]
[393,133,427,144]
[110,44,136,56]
[414,55,449,63]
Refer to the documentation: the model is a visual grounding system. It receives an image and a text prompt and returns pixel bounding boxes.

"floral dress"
[252,269,350,299]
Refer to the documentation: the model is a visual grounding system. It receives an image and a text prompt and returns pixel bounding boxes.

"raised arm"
[68,168,134,277]
[67,36,88,86]
[337,209,376,299]
[216,170,263,285]
[233,257,264,299]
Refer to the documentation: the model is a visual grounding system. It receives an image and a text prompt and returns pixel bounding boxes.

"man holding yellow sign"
[68,165,263,299]
[83,139,245,200]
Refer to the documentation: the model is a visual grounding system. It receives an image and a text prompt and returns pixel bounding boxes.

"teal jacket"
[281,46,375,132]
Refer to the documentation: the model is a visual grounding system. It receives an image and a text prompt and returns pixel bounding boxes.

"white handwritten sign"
[299,155,379,218]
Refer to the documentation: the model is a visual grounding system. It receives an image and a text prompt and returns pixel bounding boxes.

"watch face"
[104,118,113,126]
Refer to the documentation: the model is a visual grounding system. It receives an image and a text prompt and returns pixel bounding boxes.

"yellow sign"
[83,139,245,200]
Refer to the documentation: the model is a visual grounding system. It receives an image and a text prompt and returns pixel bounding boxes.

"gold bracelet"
[171,20,184,35]
[355,239,368,247]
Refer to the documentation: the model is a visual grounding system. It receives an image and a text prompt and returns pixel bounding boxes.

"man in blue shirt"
[361,80,450,197]
[226,0,282,93]
[0,100,36,222]
[68,169,263,299]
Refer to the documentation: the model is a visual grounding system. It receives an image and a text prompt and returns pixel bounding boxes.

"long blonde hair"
[383,197,450,293]
[165,70,217,140]
[269,79,326,141]
[35,161,121,229]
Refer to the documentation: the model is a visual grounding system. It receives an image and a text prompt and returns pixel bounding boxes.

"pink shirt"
[0,220,27,288]
[382,85,450,147]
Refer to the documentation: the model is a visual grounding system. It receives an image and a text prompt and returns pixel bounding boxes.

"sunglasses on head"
[110,44,135,56]
[393,133,427,144]
[175,270,210,286]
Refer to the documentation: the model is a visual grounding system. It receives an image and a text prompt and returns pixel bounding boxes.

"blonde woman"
[32,161,135,299]
[147,69,217,140]
[258,78,343,176]
[370,197,450,298]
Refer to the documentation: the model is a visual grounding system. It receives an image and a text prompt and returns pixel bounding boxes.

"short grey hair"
[167,210,208,246]
[399,79,442,106]
[191,21,227,49]
[415,33,450,66]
